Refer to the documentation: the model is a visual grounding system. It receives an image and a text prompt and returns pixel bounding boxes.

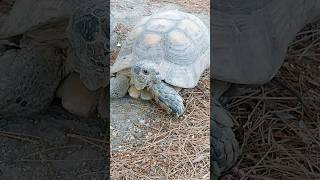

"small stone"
[139,118,145,124]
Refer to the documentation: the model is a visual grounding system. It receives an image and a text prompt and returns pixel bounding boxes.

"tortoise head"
[68,2,109,91]
[131,62,162,90]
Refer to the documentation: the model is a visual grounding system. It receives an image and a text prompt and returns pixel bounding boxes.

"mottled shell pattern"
[67,0,108,91]
[111,10,210,88]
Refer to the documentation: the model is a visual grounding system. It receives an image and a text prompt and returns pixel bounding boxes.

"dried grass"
[146,0,210,14]
[110,1,210,177]
[223,21,320,179]
[111,71,210,179]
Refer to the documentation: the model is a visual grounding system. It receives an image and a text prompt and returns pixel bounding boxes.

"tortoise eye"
[143,69,149,75]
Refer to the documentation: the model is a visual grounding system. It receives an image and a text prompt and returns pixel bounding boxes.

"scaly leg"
[150,82,185,117]
[110,74,130,99]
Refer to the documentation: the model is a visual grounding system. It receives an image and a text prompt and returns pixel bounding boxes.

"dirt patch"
[111,71,210,179]
[146,0,210,14]
[110,0,210,179]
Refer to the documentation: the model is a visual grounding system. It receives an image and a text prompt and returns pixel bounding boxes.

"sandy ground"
[0,0,209,179]
[110,0,210,179]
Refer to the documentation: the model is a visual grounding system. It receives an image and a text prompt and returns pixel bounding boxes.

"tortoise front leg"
[110,74,130,99]
[150,82,185,117]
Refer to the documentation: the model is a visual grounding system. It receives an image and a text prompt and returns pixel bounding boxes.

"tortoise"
[212,0,320,178]
[110,10,210,117]
[0,0,109,117]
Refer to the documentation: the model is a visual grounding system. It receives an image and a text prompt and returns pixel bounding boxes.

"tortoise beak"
[135,83,145,90]
[133,78,146,90]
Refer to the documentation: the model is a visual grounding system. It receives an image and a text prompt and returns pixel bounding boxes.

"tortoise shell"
[111,10,210,88]
[212,0,320,84]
